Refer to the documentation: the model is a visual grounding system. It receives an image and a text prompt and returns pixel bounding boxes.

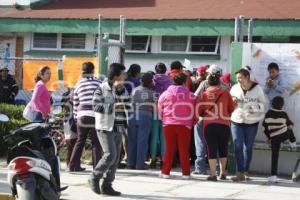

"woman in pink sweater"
[30,66,51,122]
[158,73,197,179]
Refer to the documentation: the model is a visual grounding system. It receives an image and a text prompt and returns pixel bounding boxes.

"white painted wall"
[0,0,44,6]
[250,150,299,176]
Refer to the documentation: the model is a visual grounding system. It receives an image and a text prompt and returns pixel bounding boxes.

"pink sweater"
[31,80,51,115]
[158,85,197,129]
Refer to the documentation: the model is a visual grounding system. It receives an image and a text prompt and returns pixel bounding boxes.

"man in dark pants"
[68,62,102,172]
[0,66,18,104]
[90,63,130,196]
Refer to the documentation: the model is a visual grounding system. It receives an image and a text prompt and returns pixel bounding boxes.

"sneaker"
[67,167,86,172]
[182,175,191,180]
[231,173,246,182]
[149,161,157,169]
[268,175,278,183]
[244,172,251,180]
[206,175,217,181]
[219,174,227,180]
[289,142,297,150]
[101,186,121,196]
[88,177,101,194]
[159,173,170,179]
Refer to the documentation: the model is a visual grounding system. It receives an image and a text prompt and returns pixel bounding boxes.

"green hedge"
[0,104,28,156]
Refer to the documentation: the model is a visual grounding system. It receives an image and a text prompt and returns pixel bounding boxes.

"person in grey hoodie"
[127,72,156,169]
[149,63,172,168]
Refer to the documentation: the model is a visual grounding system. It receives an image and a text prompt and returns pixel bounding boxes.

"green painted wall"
[1,18,300,36]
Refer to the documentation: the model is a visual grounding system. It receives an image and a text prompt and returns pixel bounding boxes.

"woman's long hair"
[35,66,50,83]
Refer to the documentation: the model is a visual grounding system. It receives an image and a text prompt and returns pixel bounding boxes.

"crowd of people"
[1,60,298,196]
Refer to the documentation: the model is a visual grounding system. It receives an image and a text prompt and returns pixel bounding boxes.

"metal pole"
[238,15,244,42]
[234,17,239,42]
[120,15,126,65]
[98,14,102,77]
[248,19,253,43]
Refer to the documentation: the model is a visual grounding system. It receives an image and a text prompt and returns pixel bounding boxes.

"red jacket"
[168,69,193,90]
[197,86,234,128]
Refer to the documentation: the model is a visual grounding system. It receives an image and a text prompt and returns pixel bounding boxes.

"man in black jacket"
[0,66,18,104]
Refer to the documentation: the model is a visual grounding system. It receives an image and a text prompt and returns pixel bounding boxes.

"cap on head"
[197,66,207,74]
[206,64,222,76]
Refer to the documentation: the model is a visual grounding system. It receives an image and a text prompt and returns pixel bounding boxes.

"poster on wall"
[0,34,16,75]
[242,43,300,141]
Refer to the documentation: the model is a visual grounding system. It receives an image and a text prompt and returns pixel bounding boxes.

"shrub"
[0,104,28,156]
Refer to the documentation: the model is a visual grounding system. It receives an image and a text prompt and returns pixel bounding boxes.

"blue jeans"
[194,120,208,172]
[32,111,42,122]
[231,123,258,173]
[127,111,152,169]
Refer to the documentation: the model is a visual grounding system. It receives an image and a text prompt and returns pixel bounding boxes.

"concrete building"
[1,0,300,75]
[1,0,300,175]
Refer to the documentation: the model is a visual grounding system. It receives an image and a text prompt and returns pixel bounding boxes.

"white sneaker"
[289,142,297,150]
[268,175,278,183]
[182,175,191,180]
[159,173,170,179]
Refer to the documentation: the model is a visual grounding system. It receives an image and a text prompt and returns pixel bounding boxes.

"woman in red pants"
[158,73,197,179]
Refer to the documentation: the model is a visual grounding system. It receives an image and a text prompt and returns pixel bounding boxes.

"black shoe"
[60,185,68,192]
[127,165,135,170]
[118,163,127,169]
[88,178,101,194]
[101,186,121,196]
[219,174,227,180]
[206,175,217,181]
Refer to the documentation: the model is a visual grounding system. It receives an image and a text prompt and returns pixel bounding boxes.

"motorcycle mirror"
[0,114,9,122]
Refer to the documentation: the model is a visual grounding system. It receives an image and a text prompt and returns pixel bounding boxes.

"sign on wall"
[0,35,16,75]
[241,43,300,141]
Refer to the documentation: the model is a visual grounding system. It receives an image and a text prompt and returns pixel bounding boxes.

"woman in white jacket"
[230,68,266,182]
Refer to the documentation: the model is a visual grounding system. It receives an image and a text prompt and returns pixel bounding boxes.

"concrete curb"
[0,194,14,200]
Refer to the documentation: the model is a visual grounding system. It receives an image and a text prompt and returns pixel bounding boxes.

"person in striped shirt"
[68,62,102,172]
[263,96,297,183]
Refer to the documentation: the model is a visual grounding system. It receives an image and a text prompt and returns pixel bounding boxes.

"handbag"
[23,102,34,121]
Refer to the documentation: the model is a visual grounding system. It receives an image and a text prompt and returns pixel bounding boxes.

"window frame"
[125,35,150,53]
[32,33,87,51]
[159,36,220,55]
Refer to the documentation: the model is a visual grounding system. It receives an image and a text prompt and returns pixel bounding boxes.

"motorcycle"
[4,114,66,200]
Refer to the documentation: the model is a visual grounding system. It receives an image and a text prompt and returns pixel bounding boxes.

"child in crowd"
[125,64,141,94]
[264,62,286,103]
[150,63,172,168]
[127,72,156,170]
[61,88,77,166]
[263,96,297,183]
[158,73,197,179]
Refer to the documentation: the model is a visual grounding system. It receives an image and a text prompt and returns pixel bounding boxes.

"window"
[33,33,57,49]
[61,34,86,49]
[161,36,187,52]
[189,36,218,52]
[161,36,220,54]
[125,36,150,52]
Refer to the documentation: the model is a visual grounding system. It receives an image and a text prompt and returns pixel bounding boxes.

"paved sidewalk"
[1,162,300,200]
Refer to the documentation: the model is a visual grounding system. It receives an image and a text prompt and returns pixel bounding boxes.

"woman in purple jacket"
[149,63,172,168]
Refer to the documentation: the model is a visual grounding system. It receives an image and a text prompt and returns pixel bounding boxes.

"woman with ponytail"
[196,73,235,181]
[30,66,51,122]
